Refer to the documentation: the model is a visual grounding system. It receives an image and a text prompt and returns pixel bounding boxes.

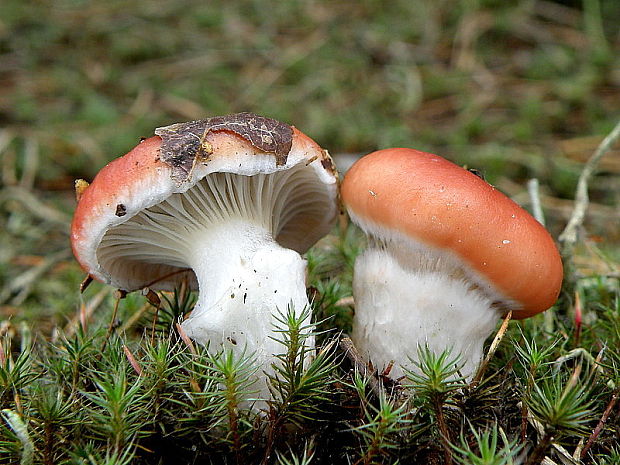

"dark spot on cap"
[468,168,485,181]
[321,155,335,173]
[115,204,127,217]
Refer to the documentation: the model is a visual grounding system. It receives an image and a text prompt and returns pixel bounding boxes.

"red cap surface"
[341,148,563,318]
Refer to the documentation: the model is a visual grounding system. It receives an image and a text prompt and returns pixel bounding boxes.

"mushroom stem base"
[181,224,312,403]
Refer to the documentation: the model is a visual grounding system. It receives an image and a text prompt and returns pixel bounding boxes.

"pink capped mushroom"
[341,148,563,379]
[71,113,339,399]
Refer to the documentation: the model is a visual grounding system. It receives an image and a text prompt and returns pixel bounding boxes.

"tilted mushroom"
[341,148,563,379]
[71,113,339,398]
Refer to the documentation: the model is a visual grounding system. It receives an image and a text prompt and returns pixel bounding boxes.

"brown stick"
[580,389,619,459]
[143,268,192,288]
[434,395,453,465]
[79,275,93,293]
[471,311,512,388]
[525,431,553,465]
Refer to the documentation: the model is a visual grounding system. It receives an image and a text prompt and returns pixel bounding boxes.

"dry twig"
[471,310,512,388]
[580,388,619,459]
[527,178,546,226]
[559,119,620,256]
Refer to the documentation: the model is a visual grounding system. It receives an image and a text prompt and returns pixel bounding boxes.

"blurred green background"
[1,0,619,325]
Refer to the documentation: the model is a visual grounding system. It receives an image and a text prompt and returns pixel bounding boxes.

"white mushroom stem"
[352,239,503,380]
[181,220,311,395]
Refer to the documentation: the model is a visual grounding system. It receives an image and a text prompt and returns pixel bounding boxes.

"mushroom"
[341,148,563,379]
[71,113,339,398]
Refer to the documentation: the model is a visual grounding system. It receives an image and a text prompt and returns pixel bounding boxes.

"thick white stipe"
[181,221,311,400]
[352,245,500,380]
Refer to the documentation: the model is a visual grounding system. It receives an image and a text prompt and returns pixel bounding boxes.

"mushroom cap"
[341,148,563,319]
[71,114,339,291]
